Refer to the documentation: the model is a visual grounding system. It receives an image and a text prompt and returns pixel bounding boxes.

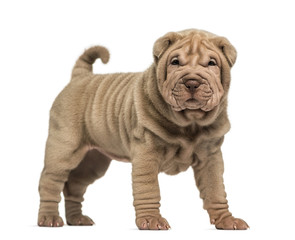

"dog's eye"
[208,59,217,66]
[171,58,180,65]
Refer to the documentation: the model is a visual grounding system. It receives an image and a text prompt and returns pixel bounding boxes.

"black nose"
[184,80,199,93]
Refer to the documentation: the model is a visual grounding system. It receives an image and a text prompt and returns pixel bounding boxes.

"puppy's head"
[153,29,236,124]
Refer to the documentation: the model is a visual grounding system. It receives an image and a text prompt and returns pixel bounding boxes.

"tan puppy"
[38,29,249,230]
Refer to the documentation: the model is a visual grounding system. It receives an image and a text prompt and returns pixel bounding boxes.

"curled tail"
[71,46,110,78]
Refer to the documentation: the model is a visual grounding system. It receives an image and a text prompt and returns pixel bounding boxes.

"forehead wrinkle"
[188,34,202,55]
[169,38,190,59]
[185,35,205,66]
[199,44,209,60]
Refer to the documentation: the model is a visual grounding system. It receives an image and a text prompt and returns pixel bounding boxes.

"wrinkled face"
[161,35,224,113]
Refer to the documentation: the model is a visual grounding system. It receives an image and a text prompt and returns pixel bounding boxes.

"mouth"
[186,98,198,104]
[183,98,206,110]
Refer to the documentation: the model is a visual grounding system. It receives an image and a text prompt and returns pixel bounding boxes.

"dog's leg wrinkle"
[132,145,170,230]
[38,144,88,227]
[64,149,111,226]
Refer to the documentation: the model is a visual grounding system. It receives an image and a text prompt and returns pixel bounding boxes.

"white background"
[1,0,294,239]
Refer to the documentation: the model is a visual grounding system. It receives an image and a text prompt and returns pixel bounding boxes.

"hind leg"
[38,143,88,227]
[38,111,90,228]
[63,149,111,226]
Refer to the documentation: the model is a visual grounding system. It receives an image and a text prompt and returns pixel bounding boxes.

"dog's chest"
[159,144,198,175]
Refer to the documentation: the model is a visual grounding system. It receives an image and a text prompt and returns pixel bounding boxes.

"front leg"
[132,147,170,230]
[193,138,249,230]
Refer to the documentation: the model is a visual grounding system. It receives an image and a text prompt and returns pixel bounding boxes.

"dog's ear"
[211,37,237,67]
[153,32,181,63]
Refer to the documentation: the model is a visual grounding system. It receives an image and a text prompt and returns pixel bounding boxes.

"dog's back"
[54,46,142,159]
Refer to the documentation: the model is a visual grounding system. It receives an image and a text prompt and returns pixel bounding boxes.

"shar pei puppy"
[38,29,249,230]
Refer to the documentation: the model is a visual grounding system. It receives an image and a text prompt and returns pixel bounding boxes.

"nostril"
[184,80,199,90]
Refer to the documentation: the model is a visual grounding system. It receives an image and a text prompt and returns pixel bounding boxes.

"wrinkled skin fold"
[38,29,248,230]
[161,35,224,112]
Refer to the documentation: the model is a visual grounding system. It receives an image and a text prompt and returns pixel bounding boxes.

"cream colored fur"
[38,29,248,230]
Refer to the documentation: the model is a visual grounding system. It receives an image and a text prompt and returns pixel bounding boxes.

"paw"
[38,215,64,227]
[136,216,171,230]
[214,216,249,230]
[67,214,95,226]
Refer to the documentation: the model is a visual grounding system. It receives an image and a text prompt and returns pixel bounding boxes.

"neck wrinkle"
[145,65,177,122]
